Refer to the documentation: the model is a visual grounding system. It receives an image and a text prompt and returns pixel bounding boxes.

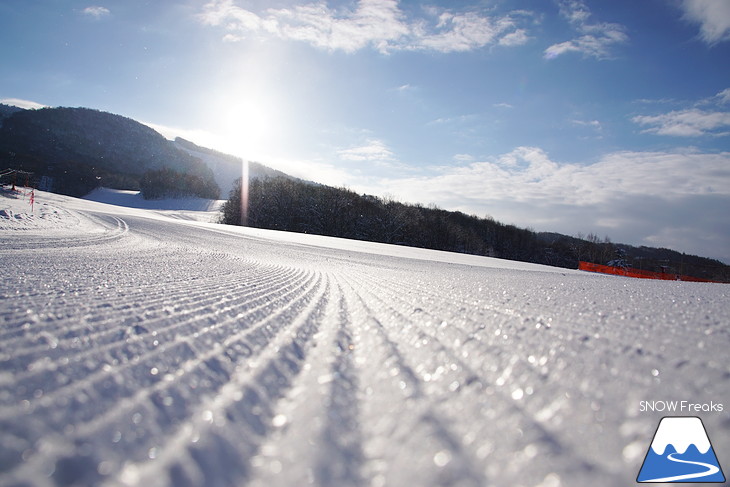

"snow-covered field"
[1,189,728,487]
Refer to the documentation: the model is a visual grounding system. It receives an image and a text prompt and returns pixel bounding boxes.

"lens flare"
[240,160,249,226]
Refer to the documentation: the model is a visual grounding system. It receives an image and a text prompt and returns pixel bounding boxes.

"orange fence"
[578,261,718,283]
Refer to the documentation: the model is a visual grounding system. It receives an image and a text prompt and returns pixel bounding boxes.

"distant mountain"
[0,106,222,198]
[0,105,295,200]
[173,137,294,197]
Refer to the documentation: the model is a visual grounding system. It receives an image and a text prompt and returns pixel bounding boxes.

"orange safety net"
[578,261,717,283]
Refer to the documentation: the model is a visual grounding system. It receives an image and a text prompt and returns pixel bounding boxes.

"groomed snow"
[1,189,728,487]
[83,187,224,213]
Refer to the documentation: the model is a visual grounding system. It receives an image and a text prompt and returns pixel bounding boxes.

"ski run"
[1,189,728,487]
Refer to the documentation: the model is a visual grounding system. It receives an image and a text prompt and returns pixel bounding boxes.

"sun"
[220,94,277,160]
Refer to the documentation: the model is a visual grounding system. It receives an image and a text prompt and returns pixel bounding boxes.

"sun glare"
[220,94,278,161]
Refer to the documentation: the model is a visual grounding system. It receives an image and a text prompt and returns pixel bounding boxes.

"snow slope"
[83,187,223,221]
[1,190,728,487]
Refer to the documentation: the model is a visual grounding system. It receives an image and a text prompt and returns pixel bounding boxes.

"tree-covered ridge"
[220,177,730,281]
[0,106,219,198]
[140,167,219,200]
[0,104,23,126]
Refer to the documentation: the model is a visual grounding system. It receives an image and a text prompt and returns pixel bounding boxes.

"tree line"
[219,176,563,264]
[219,176,729,281]
[140,167,219,200]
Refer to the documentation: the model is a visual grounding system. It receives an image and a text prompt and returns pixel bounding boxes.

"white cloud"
[199,0,530,53]
[558,0,590,25]
[427,113,478,125]
[499,29,530,47]
[543,29,627,59]
[572,119,602,130]
[0,98,48,110]
[715,87,730,104]
[82,6,110,19]
[544,0,628,60]
[270,0,409,53]
[634,97,679,105]
[632,87,730,136]
[453,153,475,163]
[375,147,730,208]
[338,139,395,162]
[632,108,730,136]
[360,147,730,261]
[680,0,730,45]
[414,11,524,52]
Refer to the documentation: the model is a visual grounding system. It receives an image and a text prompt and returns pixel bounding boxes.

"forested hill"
[0,104,23,126]
[173,137,294,196]
[220,177,730,281]
[0,105,218,198]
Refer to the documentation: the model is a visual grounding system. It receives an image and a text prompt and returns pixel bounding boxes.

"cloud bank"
[365,147,730,262]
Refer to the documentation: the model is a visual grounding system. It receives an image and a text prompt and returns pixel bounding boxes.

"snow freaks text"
[639,401,724,413]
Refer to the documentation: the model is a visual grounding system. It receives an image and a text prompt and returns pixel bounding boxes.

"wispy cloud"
[199,0,530,53]
[679,0,730,45]
[413,10,528,52]
[0,98,48,110]
[632,87,730,136]
[427,113,479,125]
[633,109,730,137]
[338,139,395,162]
[714,87,730,104]
[634,97,680,105]
[571,119,603,139]
[82,6,111,19]
[453,153,475,163]
[572,119,602,129]
[544,0,628,60]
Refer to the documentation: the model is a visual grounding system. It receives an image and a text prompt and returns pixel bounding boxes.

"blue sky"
[2,0,730,263]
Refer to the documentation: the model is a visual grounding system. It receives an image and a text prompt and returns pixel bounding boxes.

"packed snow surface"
[1,189,728,487]
[82,187,224,220]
